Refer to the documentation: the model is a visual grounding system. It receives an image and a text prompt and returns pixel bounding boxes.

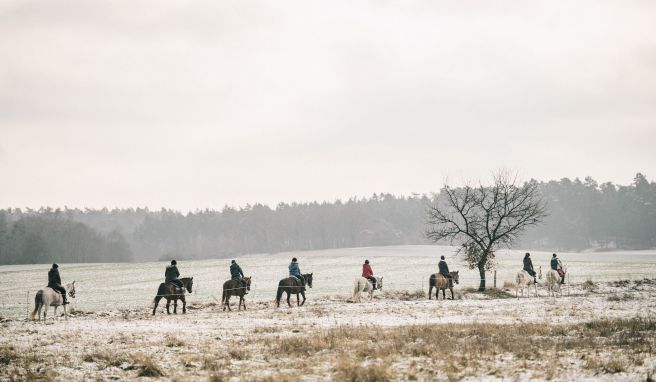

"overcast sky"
[1,0,655,211]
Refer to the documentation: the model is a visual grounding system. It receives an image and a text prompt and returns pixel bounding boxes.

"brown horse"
[222,277,251,311]
[152,277,193,315]
[429,271,459,300]
[275,273,313,308]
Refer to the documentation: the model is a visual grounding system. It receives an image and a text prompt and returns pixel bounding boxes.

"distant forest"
[1,173,654,265]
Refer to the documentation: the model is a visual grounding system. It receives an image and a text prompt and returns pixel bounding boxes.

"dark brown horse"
[429,271,459,300]
[222,276,251,311]
[152,277,193,315]
[275,273,313,308]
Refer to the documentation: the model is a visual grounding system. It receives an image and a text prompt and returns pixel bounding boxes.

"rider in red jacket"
[362,260,377,290]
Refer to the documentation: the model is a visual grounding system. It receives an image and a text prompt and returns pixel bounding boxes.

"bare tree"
[426,172,548,291]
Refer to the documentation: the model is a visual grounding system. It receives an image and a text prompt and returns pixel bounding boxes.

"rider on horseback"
[289,257,304,286]
[362,260,376,290]
[230,260,248,294]
[165,260,184,291]
[551,253,565,284]
[438,256,453,287]
[48,264,69,305]
[523,253,538,284]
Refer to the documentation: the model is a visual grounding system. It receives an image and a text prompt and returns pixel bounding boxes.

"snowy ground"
[1,245,656,381]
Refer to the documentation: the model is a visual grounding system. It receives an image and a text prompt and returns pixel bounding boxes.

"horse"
[545,269,562,297]
[429,271,459,300]
[275,273,313,308]
[29,281,76,321]
[222,277,251,311]
[152,277,193,315]
[516,266,542,298]
[352,276,383,303]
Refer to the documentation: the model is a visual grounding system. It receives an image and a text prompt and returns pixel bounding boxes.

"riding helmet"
[231,260,236,264]
[525,252,530,257]
[365,259,369,264]
[292,257,297,262]
[52,263,59,269]
[171,260,177,265]
[552,253,557,257]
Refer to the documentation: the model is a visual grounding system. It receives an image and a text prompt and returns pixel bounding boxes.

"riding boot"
[560,278,565,285]
[62,294,69,305]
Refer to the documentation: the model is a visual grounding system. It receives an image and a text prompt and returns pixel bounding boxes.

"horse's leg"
[442,288,446,300]
[429,285,433,300]
[243,295,246,310]
[296,292,300,306]
[166,298,171,314]
[64,304,68,320]
[286,291,292,307]
[227,295,232,311]
[182,295,186,314]
[53,305,58,321]
[450,287,454,300]
[300,291,306,306]
[173,298,178,314]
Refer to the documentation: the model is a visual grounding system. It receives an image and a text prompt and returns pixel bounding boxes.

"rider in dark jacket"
[523,253,537,283]
[438,256,452,286]
[230,260,248,294]
[289,257,304,286]
[165,260,183,289]
[48,264,68,305]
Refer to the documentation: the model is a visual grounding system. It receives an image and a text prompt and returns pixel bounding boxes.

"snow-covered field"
[1,245,656,381]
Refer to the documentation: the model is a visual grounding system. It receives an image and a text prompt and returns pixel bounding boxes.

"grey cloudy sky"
[1,0,655,211]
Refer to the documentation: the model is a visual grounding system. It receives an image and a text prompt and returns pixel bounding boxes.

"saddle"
[166,281,184,293]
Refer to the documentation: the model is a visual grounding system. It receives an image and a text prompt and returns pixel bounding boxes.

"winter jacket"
[48,268,61,287]
[362,264,373,278]
[230,263,244,280]
[438,260,450,276]
[550,258,560,270]
[288,261,302,278]
[165,265,180,282]
[523,257,534,273]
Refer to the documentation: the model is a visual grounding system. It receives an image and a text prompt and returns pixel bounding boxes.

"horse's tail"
[275,281,284,304]
[30,291,43,320]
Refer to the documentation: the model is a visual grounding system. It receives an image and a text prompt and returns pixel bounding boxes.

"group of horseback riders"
[523,252,566,284]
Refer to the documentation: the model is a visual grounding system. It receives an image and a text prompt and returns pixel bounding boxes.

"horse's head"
[451,271,459,285]
[184,277,194,293]
[245,276,252,290]
[304,273,313,288]
[67,281,76,298]
[376,276,383,290]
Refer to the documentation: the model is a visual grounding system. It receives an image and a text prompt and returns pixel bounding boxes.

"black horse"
[152,277,193,315]
[275,273,313,308]
[222,276,251,311]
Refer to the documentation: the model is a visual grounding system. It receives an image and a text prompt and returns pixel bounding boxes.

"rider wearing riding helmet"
[523,253,537,284]
[551,253,565,284]
[288,257,304,286]
[165,260,184,290]
[48,264,69,305]
[230,260,248,294]
[438,255,453,286]
[362,260,376,290]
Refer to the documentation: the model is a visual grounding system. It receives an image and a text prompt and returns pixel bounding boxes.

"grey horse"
[30,281,76,321]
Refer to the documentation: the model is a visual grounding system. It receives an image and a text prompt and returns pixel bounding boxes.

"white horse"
[29,282,76,321]
[545,270,562,297]
[352,276,383,302]
[516,266,541,298]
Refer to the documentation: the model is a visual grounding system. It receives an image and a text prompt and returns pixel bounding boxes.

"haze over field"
[1,0,656,211]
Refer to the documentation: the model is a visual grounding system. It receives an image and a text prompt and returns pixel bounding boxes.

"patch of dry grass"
[255,317,655,380]
[132,353,165,377]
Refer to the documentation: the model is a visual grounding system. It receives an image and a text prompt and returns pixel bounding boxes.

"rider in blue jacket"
[289,257,304,286]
